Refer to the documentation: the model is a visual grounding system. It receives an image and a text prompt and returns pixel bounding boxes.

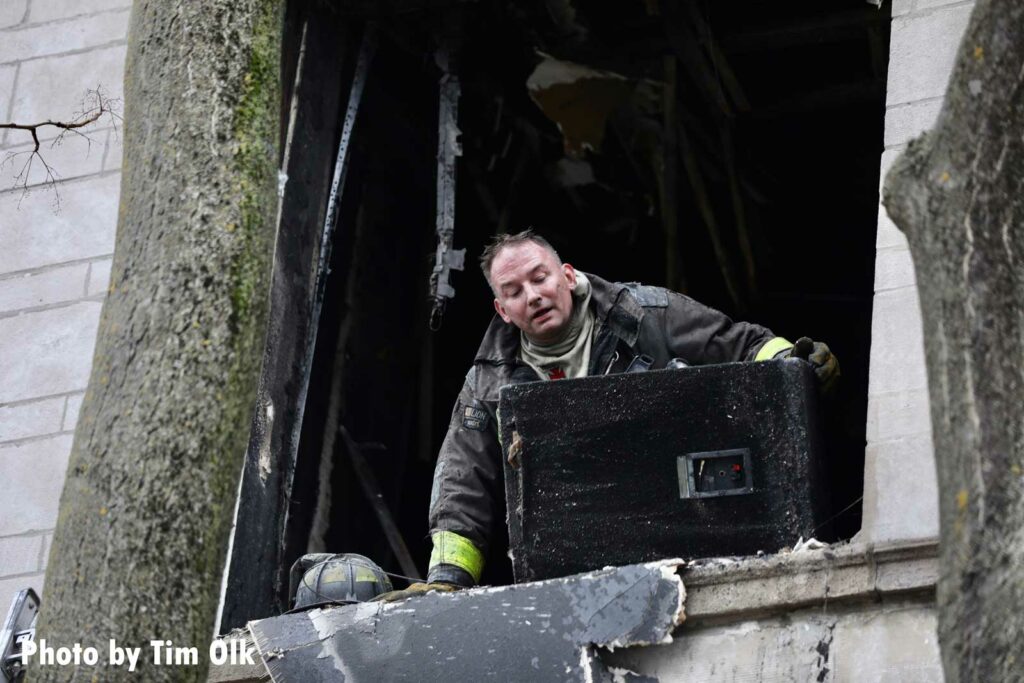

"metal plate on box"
[678,448,754,498]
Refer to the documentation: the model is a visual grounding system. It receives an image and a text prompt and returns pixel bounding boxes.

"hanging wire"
[382,569,425,584]
[811,495,865,536]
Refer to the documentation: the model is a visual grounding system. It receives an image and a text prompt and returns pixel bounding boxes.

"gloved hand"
[371,582,461,603]
[785,337,840,394]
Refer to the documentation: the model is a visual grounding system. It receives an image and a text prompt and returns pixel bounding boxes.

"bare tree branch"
[0,87,122,208]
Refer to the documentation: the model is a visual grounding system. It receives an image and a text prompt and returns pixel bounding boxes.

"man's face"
[490,241,577,344]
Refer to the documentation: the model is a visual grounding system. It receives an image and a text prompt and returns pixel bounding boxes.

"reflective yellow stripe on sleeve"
[755,336,793,362]
[429,531,485,583]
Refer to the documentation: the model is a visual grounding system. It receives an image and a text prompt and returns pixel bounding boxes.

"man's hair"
[479,229,562,290]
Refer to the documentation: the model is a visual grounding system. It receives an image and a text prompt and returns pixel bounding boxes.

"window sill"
[680,537,939,626]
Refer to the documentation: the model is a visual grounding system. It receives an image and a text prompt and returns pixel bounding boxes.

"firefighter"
[383,230,838,600]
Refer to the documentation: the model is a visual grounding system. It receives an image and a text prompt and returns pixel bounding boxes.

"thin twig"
[0,87,121,209]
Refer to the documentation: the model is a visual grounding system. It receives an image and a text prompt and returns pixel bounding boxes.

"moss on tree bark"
[34,0,283,680]
[883,0,1024,679]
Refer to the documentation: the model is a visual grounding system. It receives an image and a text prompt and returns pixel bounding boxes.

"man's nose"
[525,284,542,305]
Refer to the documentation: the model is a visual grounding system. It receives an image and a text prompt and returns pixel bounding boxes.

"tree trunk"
[34,0,282,680]
[883,1,1024,680]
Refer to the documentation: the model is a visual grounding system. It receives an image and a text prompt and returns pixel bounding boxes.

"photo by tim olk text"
[19,638,254,671]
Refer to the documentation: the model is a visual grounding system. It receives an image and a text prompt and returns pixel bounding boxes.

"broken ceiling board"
[248,560,684,682]
[500,361,828,582]
[526,56,636,158]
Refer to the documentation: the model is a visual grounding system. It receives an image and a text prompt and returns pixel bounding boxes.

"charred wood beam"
[608,115,657,202]
[306,204,367,555]
[220,11,363,631]
[682,2,750,113]
[663,3,731,117]
[676,106,767,203]
[281,19,378,565]
[659,56,684,293]
[662,0,750,118]
[464,155,501,225]
[338,427,422,581]
[497,140,532,235]
[676,119,744,312]
[428,42,466,331]
[416,308,435,463]
[720,125,758,299]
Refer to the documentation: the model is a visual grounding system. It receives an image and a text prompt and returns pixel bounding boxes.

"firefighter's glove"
[371,582,461,603]
[784,337,840,395]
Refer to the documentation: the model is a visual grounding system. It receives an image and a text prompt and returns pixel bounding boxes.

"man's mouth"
[532,307,553,321]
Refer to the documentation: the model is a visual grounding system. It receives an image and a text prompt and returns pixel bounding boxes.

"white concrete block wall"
[860,0,974,543]
[0,0,129,609]
[609,602,943,681]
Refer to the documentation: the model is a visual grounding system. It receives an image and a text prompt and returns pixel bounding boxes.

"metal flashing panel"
[249,560,684,682]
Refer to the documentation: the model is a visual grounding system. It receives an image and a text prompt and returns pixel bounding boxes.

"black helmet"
[288,553,393,612]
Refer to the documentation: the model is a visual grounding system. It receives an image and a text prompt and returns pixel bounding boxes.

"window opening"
[250,0,890,611]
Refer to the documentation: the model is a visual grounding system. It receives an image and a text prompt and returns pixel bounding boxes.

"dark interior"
[280,0,890,592]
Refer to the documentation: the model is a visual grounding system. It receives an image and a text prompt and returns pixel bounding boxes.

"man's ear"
[563,263,577,287]
[494,298,512,323]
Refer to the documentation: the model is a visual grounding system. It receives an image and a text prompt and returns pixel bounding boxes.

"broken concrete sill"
[679,538,938,627]
[207,540,937,682]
